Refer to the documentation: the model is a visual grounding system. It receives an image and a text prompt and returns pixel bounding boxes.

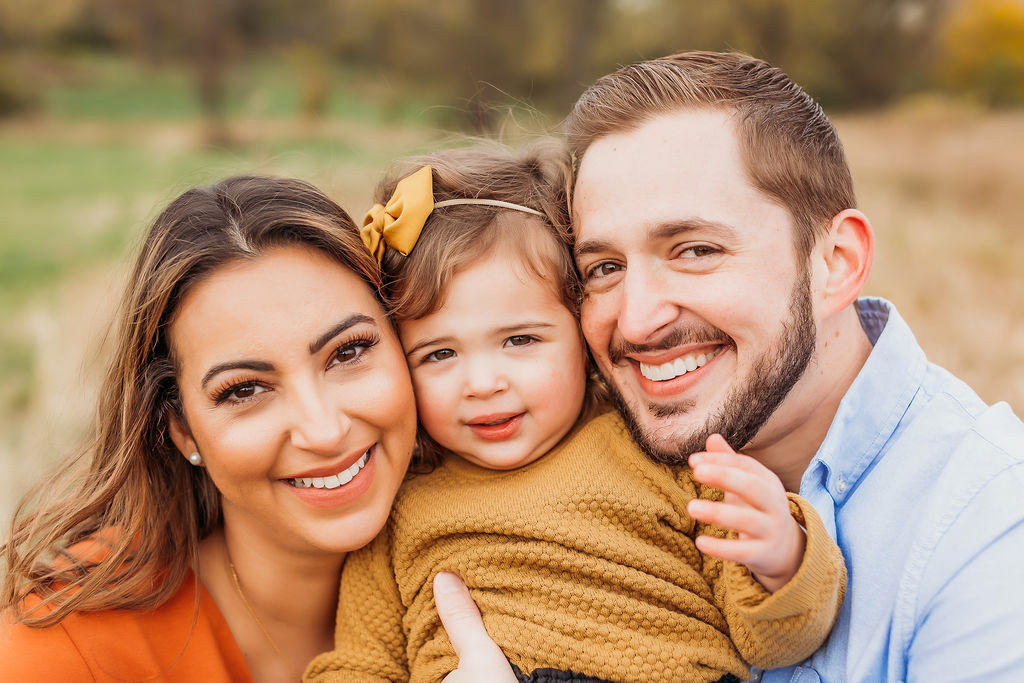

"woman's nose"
[289,386,351,454]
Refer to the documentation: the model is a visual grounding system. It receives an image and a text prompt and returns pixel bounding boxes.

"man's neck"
[745,305,874,492]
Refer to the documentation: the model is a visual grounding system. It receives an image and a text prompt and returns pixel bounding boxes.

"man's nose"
[617,264,680,344]
[290,385,351,454]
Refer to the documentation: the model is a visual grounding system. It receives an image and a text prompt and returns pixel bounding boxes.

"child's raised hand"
[685,434,805,593]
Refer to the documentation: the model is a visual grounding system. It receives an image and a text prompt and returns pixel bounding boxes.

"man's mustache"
[608,324,732,365]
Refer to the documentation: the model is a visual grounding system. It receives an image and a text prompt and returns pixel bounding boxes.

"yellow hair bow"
[361,166,434,265]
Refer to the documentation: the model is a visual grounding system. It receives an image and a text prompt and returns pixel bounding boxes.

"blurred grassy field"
[1,58,1022,526]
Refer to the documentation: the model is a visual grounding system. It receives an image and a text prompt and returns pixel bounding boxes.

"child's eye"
[423,348,456,363]
[504,335,537,347]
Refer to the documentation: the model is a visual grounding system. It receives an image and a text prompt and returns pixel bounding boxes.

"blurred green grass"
[0,55,457,499]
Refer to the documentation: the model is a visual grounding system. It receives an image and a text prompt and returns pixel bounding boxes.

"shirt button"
[835,478,847,494]
[749,671,763,682]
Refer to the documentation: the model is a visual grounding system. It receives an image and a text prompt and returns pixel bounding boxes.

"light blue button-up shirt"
[760,298,1024,682]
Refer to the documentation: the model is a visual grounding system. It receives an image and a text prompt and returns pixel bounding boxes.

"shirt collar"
[803,297,928,504]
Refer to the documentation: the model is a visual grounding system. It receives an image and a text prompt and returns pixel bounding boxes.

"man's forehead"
[572,111,748,233]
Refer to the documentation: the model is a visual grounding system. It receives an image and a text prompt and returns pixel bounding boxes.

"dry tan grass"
[836,105,1024,415]
[2,109,1022,526]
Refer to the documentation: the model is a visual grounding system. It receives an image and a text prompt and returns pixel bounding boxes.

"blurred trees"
[941,0,1024,104]
[2,0,1023,126]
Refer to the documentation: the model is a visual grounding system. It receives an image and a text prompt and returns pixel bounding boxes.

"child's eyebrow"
[495,322,557,335]
[404,336,456,358]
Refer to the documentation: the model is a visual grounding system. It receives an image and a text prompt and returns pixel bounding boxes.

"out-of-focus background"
[2,0,1022,526]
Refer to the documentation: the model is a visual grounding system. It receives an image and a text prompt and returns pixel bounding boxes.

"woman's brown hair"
[1,175,380,627]
[375,141,604,468]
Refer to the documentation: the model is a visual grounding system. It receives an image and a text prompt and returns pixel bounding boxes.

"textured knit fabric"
[760,298,1024,683]
[0,567,252,682]
[304,411,846,683]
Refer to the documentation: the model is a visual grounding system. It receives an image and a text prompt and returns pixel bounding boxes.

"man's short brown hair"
[567,51,856,258]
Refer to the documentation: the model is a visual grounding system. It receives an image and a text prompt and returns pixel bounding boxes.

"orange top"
[0,569,252,682]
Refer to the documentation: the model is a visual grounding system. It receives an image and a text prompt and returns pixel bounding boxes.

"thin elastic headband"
[433,198,544,216]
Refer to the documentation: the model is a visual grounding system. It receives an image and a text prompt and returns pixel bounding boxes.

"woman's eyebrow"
[201,360,274,389]
[199,314,377,389]
[308,314,376,354]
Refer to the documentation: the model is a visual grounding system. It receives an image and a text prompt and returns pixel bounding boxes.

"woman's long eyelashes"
[212,377,268,404]
[330,333,382,367]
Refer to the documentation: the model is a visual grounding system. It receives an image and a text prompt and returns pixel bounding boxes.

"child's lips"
[466,412,525,441]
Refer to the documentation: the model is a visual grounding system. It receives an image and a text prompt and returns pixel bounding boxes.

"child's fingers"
[693,534,763,567]
[690,462,775,511]
[687,499,769,538]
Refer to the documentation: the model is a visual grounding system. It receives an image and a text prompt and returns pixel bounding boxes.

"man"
[566,51,1024,681]
[434,52,1024,681]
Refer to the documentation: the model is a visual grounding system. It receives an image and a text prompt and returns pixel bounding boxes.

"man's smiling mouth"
[639,347,723,382]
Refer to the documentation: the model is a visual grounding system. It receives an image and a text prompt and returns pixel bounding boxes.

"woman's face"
[168,245,416,557]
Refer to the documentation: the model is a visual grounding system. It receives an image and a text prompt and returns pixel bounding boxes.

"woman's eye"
[218,382,269,403]
[680,245,717,258]
[587,262,623,280]
[504,335,536,347]
[329,335,380,368]
[424,348,455,363]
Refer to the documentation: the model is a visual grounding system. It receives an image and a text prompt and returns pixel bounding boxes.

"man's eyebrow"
[574,219,739,260]
[201,360,274,389]
[650,219,739,241]
[574,238,614,260]
[309,314,377,354]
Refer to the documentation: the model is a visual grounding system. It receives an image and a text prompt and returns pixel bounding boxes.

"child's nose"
[462,358,510,399]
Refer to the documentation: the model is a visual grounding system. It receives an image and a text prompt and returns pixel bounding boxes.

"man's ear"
[167,409,196,462]
[818,209,874,316]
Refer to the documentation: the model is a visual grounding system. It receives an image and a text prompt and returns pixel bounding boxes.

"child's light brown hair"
[375,141,603,469]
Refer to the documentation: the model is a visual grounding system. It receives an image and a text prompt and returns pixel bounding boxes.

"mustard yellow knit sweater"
[304,412,846,683]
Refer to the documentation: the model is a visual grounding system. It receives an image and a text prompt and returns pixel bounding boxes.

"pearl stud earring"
[188,452,203,466]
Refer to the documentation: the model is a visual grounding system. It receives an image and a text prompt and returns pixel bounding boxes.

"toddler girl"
[304,143,846,683]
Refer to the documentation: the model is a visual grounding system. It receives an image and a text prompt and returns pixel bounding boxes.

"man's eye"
[504,335,536,347]
[680,245,717,258]
[424,348,455,362]
[588,262,623,279]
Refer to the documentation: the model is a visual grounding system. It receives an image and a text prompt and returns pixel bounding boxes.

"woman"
[0,176,418,682]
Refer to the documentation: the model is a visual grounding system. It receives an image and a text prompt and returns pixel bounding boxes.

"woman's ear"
[818,209,874,316]
[167,409,197,463]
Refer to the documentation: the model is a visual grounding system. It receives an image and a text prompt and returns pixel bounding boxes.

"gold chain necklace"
[227,553,283,656]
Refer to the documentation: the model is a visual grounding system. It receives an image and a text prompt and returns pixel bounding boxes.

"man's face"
[573,109,818,463]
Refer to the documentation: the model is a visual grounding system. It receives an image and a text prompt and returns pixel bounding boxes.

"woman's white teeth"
[640,347,720,382]
[290,449,370,489]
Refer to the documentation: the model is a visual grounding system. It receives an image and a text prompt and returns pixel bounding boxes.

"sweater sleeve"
[700,491,847,670]
[302,526,410,683]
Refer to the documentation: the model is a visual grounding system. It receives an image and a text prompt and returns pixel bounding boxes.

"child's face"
[399,251,588,470]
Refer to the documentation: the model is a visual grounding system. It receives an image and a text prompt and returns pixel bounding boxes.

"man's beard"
[605,269,816,465]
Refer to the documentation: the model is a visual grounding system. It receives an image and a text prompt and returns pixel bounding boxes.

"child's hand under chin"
[685,434,806,593]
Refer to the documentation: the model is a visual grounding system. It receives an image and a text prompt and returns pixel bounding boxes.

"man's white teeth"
[639,347,721,382]
[289,449,371,489]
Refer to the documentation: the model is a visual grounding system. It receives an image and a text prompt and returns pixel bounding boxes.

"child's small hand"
[686,434,805,593]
